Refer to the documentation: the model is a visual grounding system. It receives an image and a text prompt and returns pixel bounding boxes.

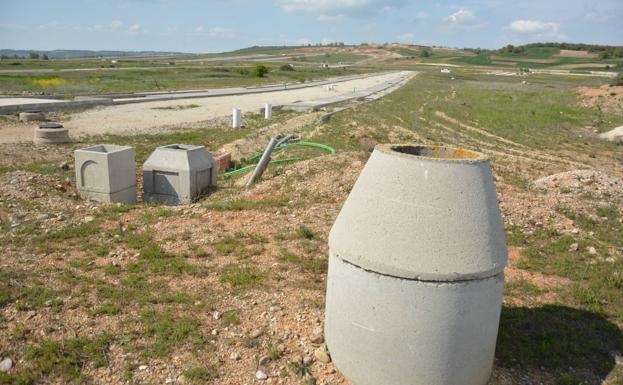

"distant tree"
[420,49,431,58]
[42,54,49,60]
[599,51,611,60]
[613,47,623,58]
[28,52,40,59]
[254,64,269,77]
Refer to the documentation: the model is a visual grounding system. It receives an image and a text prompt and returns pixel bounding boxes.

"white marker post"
[232,108,241,128]
[264,104,272,120]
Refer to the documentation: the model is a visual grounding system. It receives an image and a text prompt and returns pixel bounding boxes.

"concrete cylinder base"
[325,255,504,385]
[19,110,45,122]
[34,123,70,145]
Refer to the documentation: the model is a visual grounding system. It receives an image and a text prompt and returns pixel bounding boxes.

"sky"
[0,0,621,53]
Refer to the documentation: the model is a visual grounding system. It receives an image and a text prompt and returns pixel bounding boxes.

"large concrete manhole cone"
[325,144,508,385]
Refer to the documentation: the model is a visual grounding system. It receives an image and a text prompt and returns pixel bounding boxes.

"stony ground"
[1,70,622,385]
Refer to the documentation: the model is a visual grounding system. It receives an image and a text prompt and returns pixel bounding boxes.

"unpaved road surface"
[0,71,414,143]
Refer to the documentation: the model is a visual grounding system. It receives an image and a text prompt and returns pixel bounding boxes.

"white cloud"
[128,23,141,33]
[209,27,235,38]
[396,32,414,42]
[193,26,236,38]
[414,11,428,22]
[444,9,477,26]
[111,20,123,29]
[317,14,345,22]
[507,19,559,34]
[278,0,405,16]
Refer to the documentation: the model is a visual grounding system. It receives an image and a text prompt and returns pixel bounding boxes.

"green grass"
[219,265,265,288]
[279,250,327,274]
[0,334,112,384]
[204,197,290,211]
[221,309,241,326]
[0,64,370,96]
[184,365,219,384]
[138,309,205,358]
[452,54,493,65]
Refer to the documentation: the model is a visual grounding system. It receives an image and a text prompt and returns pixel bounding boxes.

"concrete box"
[75,144,136,204]
[325,144,508,385]
[143,144,217,205]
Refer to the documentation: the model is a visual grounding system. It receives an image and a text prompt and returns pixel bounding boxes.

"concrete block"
[325,144,508,385]
[143,144,216,205]
[34,122,70,145]
[74,144,136,204]
[19,110,45,122]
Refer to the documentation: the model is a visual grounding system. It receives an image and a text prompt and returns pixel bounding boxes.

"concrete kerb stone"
[74,144,136,204]
[325,144,508,385]
[143,144,217,205]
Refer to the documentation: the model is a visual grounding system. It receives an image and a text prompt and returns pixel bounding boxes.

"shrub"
[611,73,623,87]
[280,64,295,71]
[254,64,269,77]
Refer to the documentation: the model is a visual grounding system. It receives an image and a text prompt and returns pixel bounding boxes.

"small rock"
[587,246,598,256]
[251,329,263,339]
[269,305,281,312]
[84,216,95,223]
[213,311,221,320]
[314,347,331,364]
[568,243,579,252]
[310,327,324,344]
[303,356,313,365]
[230,352,241,361]
[0,358,12,372]
[211,329,218,336]
[255,370,268,380]
[259,355,272,365]
[138,365,148,371]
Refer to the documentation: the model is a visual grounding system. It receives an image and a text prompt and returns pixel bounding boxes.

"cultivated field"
[1,45,623,385]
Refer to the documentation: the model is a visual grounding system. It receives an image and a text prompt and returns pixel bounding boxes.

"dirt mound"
[576,85,623,112]
[532,169,623,200]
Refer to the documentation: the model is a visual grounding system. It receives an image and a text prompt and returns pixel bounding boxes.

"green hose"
[223,141,335,178]
[247,141,336,162]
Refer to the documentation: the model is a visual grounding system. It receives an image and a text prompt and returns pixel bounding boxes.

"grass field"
[0,65,368,95]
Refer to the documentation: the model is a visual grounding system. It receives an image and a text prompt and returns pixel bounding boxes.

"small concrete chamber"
[34,122,70,145]
[143,144,217,205]
[325,144,508,385]
[75,144,136,204]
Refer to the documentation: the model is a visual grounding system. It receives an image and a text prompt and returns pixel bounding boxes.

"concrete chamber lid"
[329,144,508,281]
